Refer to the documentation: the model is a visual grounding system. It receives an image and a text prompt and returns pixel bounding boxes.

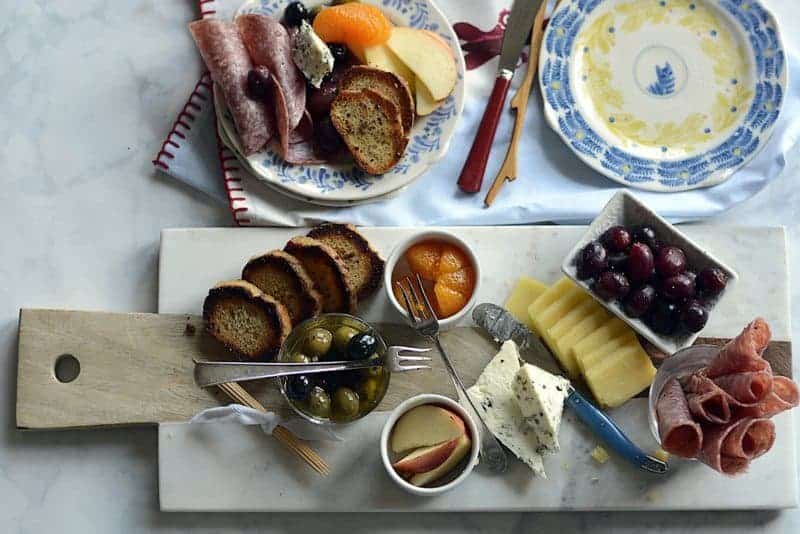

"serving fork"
[396,274,509,474]
[194,346,431,388]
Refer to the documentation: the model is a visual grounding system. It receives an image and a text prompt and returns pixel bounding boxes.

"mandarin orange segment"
[313,4,392,48]
[405,241,442,281]
[433,282,468,318]
[437,245,470,275]
[438,266,475,296]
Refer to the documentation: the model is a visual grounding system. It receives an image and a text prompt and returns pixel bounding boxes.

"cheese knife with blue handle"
[473,303,668,474]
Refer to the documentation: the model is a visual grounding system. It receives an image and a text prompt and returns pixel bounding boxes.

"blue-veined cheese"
[466,340,546,478]
[291,21,334,88]
[512,364,570,454]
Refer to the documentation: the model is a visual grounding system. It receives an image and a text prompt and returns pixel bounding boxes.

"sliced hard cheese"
[527,277,574,334]
[576,330,637,374]
[570,317,628,369]
[554,308,610,369]
[583,344,656,408]
[534,286,590,346]
[504,277,549,330]
[512,364,570,454]
[591,445,610,464]
[466,341,546,477]
[545,299,601,378]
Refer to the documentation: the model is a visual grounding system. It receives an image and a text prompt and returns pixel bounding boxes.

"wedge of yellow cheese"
[583,343,656,408]
[532,286,589,340]
[554,308,610,364]
[527,277,574,334]
[570,317,628,370]
[576,330,637,375]
[544,298,600,378]
[504,277,549,330]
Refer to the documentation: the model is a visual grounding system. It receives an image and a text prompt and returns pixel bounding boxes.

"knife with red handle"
[457,0,546,193]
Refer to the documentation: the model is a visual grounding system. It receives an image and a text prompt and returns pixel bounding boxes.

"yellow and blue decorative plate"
[539,0,786,191]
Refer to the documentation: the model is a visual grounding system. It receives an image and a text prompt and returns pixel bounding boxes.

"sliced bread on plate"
[338,66,414,134]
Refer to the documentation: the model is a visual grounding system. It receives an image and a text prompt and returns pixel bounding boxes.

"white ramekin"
[380,394,480,496]
[383,230,482,329]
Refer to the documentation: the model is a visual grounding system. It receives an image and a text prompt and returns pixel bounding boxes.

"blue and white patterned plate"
[539,0,786,192]
[216,0,465,205]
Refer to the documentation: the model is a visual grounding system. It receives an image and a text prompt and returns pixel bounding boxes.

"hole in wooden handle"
[55,354,80,383]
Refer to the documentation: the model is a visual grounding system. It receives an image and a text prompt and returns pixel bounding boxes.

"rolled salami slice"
[706,318,771,378]
[713,368,773,405]
[683,373,734,424]
[722,418,775,460]
[656,378,703,458]
[737,376,800,419]
[236,14,306,130]
[189,19,271,155]
[698,421,750,475]
[272,77,323,164]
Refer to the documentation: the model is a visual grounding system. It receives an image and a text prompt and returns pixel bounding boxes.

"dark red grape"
[246,69,272,101]
[593,271,631,301]
[306,78,338,118]
[681,299,708,333]
[697,267,728,297]
[684,270,697,287]
[313,117,345,156]
[661,273,696,300]
[649,300,680,335]
[576,241,608,279]
[632,225,661,253]
[601,226,632,252]
[655,246,687,277]
[623,284,656,318]
[627,242,655,282]
[284,1,310,26]
[607,252,628,272]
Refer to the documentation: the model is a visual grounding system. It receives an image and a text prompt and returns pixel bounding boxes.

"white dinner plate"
[540,0,787,192]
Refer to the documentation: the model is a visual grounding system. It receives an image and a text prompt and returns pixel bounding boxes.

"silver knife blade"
[472,303,563,377]
[498,0,546,75]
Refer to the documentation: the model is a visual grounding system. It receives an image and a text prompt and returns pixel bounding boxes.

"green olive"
[364,354,384,378]
[307,387,331,418]
[333,326,360,352]
[304,327,333,358]
[358,376,380,403]
[288,352,310,364]
[332,387,360,418]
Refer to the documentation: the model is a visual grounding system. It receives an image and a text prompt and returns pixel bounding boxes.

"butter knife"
[473,303,668,474]
[457,0,546,193]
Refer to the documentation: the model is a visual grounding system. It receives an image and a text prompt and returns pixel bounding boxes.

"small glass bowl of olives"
[277,313,391,425]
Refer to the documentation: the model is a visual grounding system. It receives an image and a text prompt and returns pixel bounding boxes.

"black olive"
[286,375,312,400]
[283,1,309,27]
[346,332,378,360]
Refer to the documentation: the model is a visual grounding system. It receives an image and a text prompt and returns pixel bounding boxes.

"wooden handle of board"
[16,309,792,431]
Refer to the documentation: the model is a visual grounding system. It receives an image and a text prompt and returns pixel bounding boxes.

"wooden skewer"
[484,0,549,207]
[217,381,331,476]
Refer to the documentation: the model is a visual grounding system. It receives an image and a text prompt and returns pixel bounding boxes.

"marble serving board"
[157,226,797,512]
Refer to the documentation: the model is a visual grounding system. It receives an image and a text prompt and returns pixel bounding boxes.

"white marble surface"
[0,0,799,531]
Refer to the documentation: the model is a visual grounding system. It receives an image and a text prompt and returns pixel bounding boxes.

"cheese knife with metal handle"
[473,303,668,474]
[457,0,546,193]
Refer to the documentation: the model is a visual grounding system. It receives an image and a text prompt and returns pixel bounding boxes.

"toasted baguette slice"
[242,250,322,326]
[338,66,414,134]
[307,223,385,300]
[203,280,291,361]
[330,89,408,175]
[284,237,357,313]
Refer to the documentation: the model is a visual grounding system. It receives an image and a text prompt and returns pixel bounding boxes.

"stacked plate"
[215,0,466,207]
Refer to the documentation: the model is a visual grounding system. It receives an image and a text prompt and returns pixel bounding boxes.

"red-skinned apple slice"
[390,405,466,454]
[410,433,472,487]
[392,437,459,474]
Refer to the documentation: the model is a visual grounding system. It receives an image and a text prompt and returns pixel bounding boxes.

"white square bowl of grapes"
[562,191,738,355]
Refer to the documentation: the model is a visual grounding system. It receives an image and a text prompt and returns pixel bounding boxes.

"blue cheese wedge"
[512,364,570,454]
[291,21,334,88]
[466,341,546,478]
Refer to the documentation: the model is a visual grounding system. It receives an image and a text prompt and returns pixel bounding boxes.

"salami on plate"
[657,318,799,476]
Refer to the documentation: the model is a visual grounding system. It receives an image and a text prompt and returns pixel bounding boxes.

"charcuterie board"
[155,226,796,511]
